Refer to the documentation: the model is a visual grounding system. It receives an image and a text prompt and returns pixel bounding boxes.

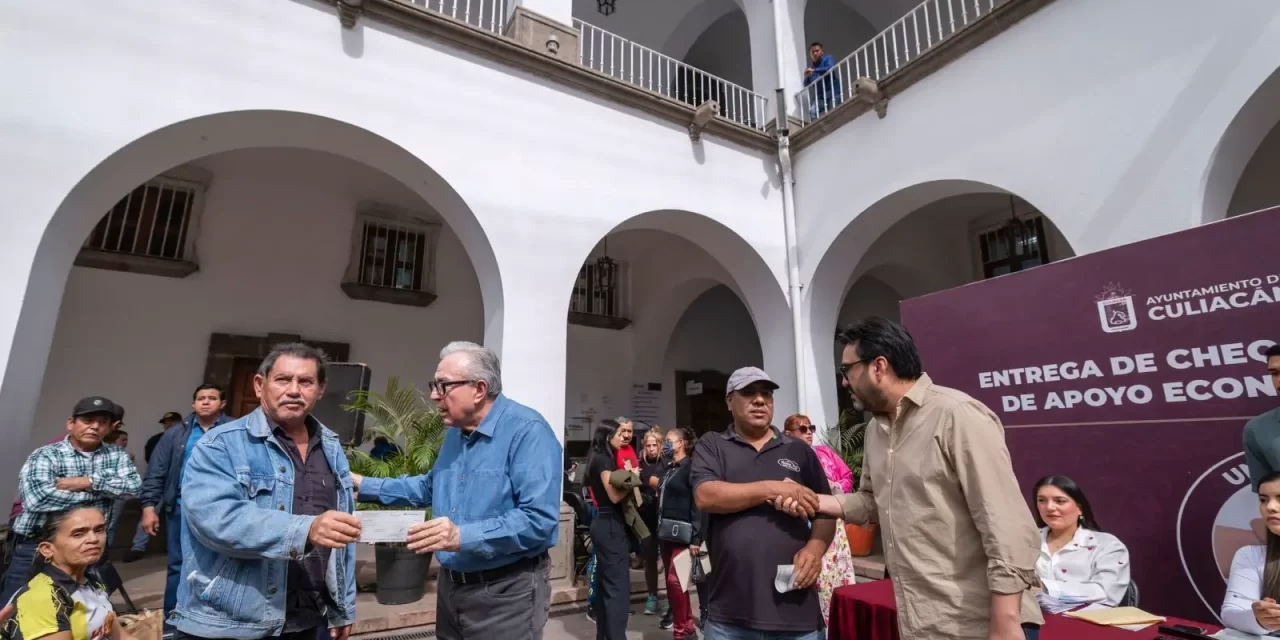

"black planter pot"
[373,545,431,605]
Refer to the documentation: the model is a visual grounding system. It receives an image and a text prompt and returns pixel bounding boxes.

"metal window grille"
[357,219,430,292]
[83,178,198,261]
[570,261,627,318]
[979,216,1049,279]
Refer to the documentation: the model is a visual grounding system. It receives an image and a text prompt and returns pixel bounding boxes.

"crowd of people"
[0,322,1275,640]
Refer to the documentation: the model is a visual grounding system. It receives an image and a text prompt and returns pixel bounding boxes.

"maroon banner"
[899,207,1280,623]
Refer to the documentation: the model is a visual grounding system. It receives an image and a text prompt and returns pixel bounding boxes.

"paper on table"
[1211,629,1264,640]
[355,510,426,544]
[1069,603,1159,631]
[1064,606,1165,627]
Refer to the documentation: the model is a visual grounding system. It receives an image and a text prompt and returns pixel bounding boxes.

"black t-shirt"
[587,451,620,514]
[638,456,665,515]
[690,426,833,633]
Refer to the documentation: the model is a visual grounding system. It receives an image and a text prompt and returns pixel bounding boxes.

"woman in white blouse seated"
[1222,470,1280,635]
[1033,475,1131,612]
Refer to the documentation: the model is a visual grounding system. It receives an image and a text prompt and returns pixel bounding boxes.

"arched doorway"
[806,182,1075,426]
[1203,65,1280,221]
[561,210,790,460]
[1222,76,1280,217]
[0,110,501,505]
[681,7,754,90]
[663,285,762,437]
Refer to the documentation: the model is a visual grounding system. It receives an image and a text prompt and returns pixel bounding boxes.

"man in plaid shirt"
[0,396,141,604]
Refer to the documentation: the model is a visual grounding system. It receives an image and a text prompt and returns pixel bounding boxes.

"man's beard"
[850,382,889,415]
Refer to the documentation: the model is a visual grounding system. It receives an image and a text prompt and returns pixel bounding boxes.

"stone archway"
[804,180,1074,426]
[1202,65,1280,223]
[561,209,793,440]
[0,110,501,504]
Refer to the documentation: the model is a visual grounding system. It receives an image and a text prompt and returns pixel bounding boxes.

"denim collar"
[470,394,510,439]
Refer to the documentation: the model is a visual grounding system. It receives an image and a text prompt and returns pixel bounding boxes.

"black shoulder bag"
[656,465,694,545]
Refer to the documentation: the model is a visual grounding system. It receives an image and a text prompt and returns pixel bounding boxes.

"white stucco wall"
[794,0,1280,425]
[0,0,795,504]
[6,0,1280,503]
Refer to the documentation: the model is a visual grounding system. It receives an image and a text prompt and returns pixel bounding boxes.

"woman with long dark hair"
[1223,470,1280,634]
[0,505,134,640]
[1032,475,1130,611]
[588,420,635,640]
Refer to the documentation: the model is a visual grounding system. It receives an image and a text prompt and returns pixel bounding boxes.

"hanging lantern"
[595,255,617,292]
[598,0,616,16]
[999,195,1029,258]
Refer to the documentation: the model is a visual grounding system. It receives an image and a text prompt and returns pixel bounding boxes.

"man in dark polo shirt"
[691,367,835,639]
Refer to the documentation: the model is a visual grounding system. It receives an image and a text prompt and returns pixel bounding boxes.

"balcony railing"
[411,0,509,34]
[574,19,769,131]
[796,0,1011,125]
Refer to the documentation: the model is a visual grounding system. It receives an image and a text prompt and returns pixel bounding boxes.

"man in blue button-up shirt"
[354,341,562,640]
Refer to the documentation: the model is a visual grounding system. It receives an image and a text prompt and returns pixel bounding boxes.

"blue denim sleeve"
[181,434,313,560]
[458,419,562,557]
[358,470,435,509]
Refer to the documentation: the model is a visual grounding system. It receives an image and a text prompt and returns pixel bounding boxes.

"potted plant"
[827,410,876,557]
[344,377,446,605]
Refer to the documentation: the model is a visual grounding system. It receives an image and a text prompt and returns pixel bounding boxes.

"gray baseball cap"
[725,366,779,394]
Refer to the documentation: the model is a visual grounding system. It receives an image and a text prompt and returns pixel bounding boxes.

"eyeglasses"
[428,379,475,396]
[837,359,870,380]
[788,425,815,434]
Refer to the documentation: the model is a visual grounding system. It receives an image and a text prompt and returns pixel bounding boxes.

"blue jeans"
[0,539,39,605]
[1023,623,1040,640]
[703,620,824,640]
[164,510,183,626]
[130,519,150,552]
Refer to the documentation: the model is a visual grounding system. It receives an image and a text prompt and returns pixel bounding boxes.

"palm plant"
[825,409,867,489]
[343,377,446,514]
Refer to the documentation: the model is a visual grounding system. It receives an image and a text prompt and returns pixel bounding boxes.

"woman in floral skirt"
[783,414,860,623]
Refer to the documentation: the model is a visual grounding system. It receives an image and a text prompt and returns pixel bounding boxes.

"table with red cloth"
[829,580,1221,640]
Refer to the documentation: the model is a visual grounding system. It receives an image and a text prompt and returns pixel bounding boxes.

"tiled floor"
[112,549,885,637]
[111,547,661,635]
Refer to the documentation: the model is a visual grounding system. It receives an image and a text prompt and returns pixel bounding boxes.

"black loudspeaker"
[313,362,372,445]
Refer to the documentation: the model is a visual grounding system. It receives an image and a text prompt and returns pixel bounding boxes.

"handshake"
[767,478,833,519]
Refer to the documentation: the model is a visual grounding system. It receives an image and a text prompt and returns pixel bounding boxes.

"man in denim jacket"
[176,344,362,640]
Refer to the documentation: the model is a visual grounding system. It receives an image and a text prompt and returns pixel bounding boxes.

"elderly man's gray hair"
[439,341,502,398]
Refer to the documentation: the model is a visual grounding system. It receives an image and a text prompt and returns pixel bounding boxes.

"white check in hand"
[407,516,461,553]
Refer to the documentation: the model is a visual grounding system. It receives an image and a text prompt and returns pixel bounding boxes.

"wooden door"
[229,357,261,418]
[675,370,731,438]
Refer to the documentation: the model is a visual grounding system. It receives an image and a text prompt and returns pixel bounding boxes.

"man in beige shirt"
[777,317,1043,640]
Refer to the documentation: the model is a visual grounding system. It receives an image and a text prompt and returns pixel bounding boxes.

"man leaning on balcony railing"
[804,42,842,120]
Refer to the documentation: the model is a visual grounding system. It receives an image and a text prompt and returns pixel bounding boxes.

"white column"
[0,188,77,507]
[509,0,574,27]
[482,244,568,445]
[742,0,809,119]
